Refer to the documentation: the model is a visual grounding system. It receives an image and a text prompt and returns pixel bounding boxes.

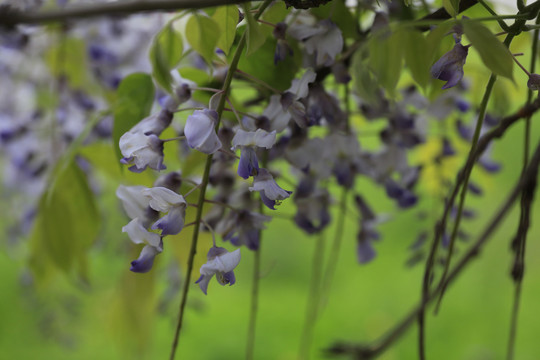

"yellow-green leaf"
[186,14,220,65]
[212,5,238,55]
[149,23,184,92]
[463,20,514,80]
[404,29,431,89]
[368,31,403,94]
[242,4,266,56]
[113,73,155,162]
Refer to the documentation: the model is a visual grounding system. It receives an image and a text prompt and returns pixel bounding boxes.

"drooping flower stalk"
[169,1,275,359]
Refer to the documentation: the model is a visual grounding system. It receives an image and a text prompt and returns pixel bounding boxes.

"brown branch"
[326,101,540,359]
[0,0,254,26]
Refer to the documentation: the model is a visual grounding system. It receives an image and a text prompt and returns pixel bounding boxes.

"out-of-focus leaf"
[79,142,155,186]
[368,31,403,94]
[112,73,155,163]
[242,4,266,56]
[237,39,300,91]
[403,29,431,89]
[212,5,238,55]
[261,1,288,37]
[45,37,88,88]
[29,161,100,279]
[149,23,184,92]
[186,14,220,64]
[442,0,459,17]
[311,0,357,39]
[108,269,156,357]
[463,20,514,80]
[351,48,380,105]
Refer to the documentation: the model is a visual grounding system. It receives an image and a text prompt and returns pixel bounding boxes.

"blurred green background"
[1,112,540,360]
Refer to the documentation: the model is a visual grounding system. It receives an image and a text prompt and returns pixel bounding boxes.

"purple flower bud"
[237,147,259,179]
[431,43,469,89]
[528,73,540,91]
[184,109,222,154]
[131,243,161,273]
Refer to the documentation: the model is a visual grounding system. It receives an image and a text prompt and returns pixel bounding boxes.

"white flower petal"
[141,186,186,212]
[122,218,161,248]
[116,185,149,219]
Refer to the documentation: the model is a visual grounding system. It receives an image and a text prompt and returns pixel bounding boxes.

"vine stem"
[419,32,515,359]
[168,2,273,359]
[0,0,255,26]
[506,15,540,360]
[245,152,268,360]
[299,232,326,360]
[434,33,516,314]
[245,233,262,360]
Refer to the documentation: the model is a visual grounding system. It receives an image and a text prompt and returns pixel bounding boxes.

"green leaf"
[311,0,357,39]
[351,49,380,105]
[403,30,432,89]
[185,14,220,65]
[212,5,238,55]
[149,23,184,92]
[30,161,100,278]
[242,4,266,56]
[113,73,155,163]
[368,31,403,94]
[442,0,459,17]
[237,39,300,91]
[45,37,88,88]
[463,20,514,80]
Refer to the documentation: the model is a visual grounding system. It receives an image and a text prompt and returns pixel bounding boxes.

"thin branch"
[0,0,254,26]
[327,138,540,360]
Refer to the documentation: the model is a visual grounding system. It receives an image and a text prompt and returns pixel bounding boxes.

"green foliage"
[45,37,88,88]
[29,161,100,279]
[368,31,403,95]
[442,0,460,17]
[242,4,267,56]
[212,6,239,55]
[403,29,432,89]
[237,39,300,91]
[186,14,220,65]
[149,22,184,92]
[351,49,381,105]
[463,20,514,80]
[112,73,155,163]
[311,0,358,39]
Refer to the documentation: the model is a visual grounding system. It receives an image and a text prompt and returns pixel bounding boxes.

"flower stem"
[168,2,274,359]
[506,16,539,360]
[299,232,326,360]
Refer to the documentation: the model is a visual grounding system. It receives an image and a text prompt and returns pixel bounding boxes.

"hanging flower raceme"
[117,182,187,273]
[184,109,222,154]
[430,40,469,90]
[196,247,241,295]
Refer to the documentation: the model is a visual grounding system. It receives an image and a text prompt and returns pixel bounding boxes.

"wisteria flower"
[430,42,469,89]
[195,247,241,295]
[219,210,272,250]
[184,109,222,154]
[289,20,343,66]
[141,186,187,236]
[119,132,165,172]
[249,168,292,210]
[122,218,163,273]
[263,69,316,131]
[231,129,276,179]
